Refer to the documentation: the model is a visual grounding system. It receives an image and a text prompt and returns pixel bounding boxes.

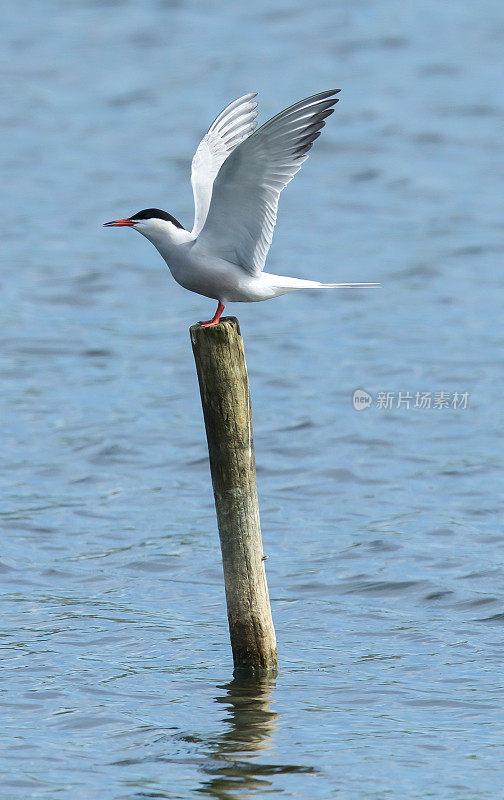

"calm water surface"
[1,1,503,798]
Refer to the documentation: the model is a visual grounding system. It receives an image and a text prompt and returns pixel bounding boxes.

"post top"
[190,316,241,344]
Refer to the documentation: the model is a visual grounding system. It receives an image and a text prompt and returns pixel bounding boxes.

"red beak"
[103,218,135,227]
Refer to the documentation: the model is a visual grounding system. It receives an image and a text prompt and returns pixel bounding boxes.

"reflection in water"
[197,676,313,799]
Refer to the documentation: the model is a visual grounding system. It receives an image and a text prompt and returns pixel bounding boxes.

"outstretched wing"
[190,93,258,237]
[195,90,341,276]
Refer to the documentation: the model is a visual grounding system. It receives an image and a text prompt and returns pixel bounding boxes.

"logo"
[351,389,469,410]
[352,389,373,411]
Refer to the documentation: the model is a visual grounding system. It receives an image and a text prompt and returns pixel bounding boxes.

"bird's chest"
[158,245,219,300]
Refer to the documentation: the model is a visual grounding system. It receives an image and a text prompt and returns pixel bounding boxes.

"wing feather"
[190,93,258,237]
[195,90,341,275]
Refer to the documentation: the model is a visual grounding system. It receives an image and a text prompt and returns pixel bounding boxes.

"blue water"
[1,1,503,797]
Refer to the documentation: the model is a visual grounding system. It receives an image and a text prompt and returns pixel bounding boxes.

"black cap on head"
[129,208,184,229]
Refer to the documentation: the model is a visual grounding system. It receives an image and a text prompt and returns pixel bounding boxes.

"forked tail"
[310,281,380,288]
[264,273,380,297]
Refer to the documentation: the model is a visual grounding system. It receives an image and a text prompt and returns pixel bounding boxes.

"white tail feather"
[314,282,380,289]
[263,273,380,296]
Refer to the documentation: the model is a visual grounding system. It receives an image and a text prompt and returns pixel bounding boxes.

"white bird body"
[137,219,359,304]
[105,90,378,325]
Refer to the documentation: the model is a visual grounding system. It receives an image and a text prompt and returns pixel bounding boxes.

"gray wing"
[190,93,258,237]
[195,90,340,275]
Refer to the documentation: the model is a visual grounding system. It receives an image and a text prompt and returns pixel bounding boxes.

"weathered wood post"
[190,317,277,674]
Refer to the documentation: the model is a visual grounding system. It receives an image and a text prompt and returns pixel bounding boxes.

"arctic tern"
[104,90,379,326]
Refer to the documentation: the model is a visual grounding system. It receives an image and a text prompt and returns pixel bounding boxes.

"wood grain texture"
[190,317,277,674]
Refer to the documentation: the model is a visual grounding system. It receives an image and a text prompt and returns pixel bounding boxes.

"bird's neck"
[139,222,195,278]
[141,221,194,251]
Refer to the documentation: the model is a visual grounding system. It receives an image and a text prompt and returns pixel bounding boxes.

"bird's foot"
[199,318,221,328]
[199,302,225,328]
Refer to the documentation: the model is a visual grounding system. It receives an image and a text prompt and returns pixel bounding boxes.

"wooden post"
[190,317,277,674]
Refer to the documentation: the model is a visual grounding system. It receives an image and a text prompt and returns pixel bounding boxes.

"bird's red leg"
[199,302,225,328]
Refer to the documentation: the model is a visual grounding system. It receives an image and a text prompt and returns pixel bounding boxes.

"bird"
[104,90,379,327]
